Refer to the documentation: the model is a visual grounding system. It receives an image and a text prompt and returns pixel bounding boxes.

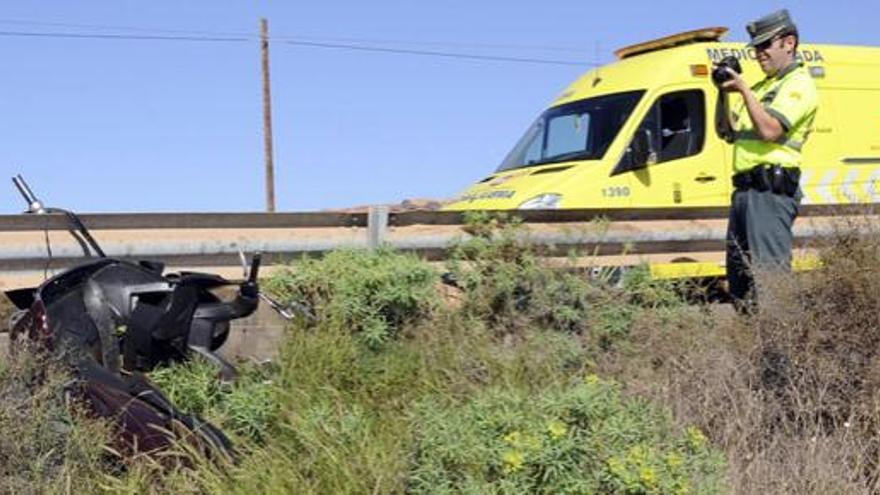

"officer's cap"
[746,9,798,47]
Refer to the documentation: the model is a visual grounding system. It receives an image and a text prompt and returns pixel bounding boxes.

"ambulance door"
[612,88,728,208]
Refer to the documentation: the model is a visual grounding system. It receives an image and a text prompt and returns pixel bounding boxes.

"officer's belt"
[732,164,800,197]
[733,130,803,151]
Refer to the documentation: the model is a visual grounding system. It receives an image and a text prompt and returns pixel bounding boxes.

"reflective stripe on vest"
[733,130,803,151]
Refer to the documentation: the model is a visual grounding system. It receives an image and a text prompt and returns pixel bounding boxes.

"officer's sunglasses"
[754,37,780,52]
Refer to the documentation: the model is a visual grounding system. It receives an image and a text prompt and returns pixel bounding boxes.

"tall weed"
[149,357,278,442]
[0,296,15,328]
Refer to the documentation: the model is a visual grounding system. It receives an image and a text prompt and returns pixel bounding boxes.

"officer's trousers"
[726,188,800,305]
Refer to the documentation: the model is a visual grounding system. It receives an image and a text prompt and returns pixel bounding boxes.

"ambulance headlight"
[518,193,562,209]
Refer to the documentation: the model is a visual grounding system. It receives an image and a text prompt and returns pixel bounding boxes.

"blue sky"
[0,1,875,213]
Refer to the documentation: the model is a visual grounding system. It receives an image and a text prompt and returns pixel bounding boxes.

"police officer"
[714,9,819,309]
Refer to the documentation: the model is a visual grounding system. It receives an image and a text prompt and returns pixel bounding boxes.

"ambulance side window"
[639,89,705,164]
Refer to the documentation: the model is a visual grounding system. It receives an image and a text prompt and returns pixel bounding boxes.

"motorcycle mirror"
[237,248,248,279]
[237,248,262,283]
[12,175,46,214]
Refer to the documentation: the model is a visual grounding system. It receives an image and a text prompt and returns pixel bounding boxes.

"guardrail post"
[367,205,389,250]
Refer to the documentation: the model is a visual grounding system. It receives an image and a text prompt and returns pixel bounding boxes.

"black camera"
[712,56,742,85]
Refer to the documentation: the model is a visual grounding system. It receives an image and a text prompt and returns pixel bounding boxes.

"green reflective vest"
[732,63,819,173]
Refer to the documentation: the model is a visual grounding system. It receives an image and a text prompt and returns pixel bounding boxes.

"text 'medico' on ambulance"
[446,27,880,212]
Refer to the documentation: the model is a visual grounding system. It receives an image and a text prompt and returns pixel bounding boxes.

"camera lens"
[712,66,732,85]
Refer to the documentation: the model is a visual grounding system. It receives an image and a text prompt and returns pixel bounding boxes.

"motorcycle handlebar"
[193,291,260,322]
[190,253,262,323]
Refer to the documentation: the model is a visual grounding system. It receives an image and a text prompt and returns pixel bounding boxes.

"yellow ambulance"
[444,27,880,277]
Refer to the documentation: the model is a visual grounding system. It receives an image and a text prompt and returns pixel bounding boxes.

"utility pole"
[260,18,276,212]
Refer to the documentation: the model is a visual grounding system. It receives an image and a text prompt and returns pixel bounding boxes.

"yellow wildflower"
[686,426,707,449]
[585,373,601,385]
[640,467,657,489]
[547,420,568,440]
[502,449,525,474]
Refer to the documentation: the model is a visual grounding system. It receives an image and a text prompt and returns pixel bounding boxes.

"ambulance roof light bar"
[614,26,729,60]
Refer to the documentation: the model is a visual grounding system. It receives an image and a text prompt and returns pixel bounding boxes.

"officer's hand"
[719,67,747,93]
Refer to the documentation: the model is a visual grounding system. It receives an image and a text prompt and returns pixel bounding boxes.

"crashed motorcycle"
[3,175,270,456]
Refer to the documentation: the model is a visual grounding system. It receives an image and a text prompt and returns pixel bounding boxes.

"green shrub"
[149,357,277,442]
[446,214,687,352]
[590,304,637,351]
[408,375,725,494]
[581,266,688,352]
[446,212,594,335]
[266,248,439,349]
[621,265,686,310]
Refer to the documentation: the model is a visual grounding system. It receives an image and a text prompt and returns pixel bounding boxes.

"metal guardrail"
[1,204,876,231]
[1,204,878,285]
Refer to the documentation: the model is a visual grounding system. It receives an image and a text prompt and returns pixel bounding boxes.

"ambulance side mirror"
[630,129,655,168]
[611,129,656,176]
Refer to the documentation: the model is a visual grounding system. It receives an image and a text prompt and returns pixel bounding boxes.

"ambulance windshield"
[497,90,644,171]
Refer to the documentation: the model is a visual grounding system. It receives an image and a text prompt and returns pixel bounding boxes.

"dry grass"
[596,226,880,494]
